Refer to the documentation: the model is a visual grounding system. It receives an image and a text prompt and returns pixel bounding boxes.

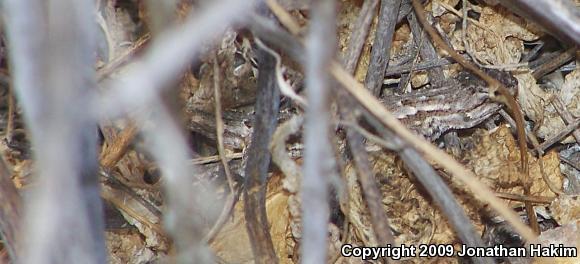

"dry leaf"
[550,195,580,226]
[210,173,292,263]
[517,70,580,143]
[465,126,563,198]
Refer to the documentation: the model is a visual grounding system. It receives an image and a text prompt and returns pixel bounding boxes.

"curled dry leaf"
[446,3,542,65]
[550,195,580,226]
[517,70,580,143]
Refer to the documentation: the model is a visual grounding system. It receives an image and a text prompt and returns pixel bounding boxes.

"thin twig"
[551,97,580,144]
[99,123,138,170]
[495,192,554,204]
[407,10,445,86]
[532,48,576,80]
[365,0,403,96]
[204,53,238,243]
[538,118,580,153]
[5,87,15,144]
[342,0,379,72]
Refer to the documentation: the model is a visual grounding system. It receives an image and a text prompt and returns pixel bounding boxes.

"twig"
[551,97,580,144]
[99,123,138,170]
[560,154,580,172]
[342,0,379,72]
[5,0,107,262]
[538,118,580,153]
[5,87,15,144]
[301,0,336,262]
[495,192,554,204]
[191,153,243,165]
[407,11,445,86]
[96,33,151,81]
[364,0,403,96]
[255,38,307,107]
[243,28,281,264]
[204,53,238,243]
[532,48,576,80]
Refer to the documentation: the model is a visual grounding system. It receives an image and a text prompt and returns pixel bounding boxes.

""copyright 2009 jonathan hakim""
[340,243,578,260]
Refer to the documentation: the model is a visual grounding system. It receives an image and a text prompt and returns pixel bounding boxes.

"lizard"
[381,70,518,141]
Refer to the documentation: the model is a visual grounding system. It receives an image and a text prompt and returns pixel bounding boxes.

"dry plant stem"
[5,87,15,143]
[242,39,280,264]
[100,173,165,235]
[560,155,580,172]
[204,54,238,244]
[365,0,403,96]
[96,33,151,81]
[410,0,539,235]
[100,171,162,218]
[191,153,243,165]
[499,110,566,195]
[258,1,536,243]
[532,48,576,80]
[551,97,580,144]
[301,0,336,263]
[342,0,379,72]
[99,123,138,170]
[0,156,21,262]
[407,12,445,86]
[498,0,580,46]
[495,192,554,204]
[4,0,107,263]
[538,118,580,152]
